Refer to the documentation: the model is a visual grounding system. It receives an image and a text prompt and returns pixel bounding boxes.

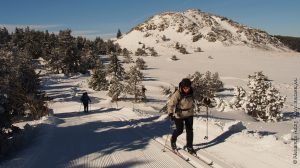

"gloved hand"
[168,113,175,120]
[203,97,211,106]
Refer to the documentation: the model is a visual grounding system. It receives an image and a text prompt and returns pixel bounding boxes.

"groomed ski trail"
[16,109,202,168]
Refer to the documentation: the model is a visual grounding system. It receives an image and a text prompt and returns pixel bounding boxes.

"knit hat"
[179,78,192,87]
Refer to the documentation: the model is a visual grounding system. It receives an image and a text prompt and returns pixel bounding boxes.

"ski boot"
[186,147,196,155]
[171,142,177,150]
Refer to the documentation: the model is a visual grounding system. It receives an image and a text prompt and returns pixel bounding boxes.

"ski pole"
[204,105,209,140]
[79,103,82,112]
[162,119,173,152]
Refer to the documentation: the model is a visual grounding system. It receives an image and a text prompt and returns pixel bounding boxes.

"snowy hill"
[116,9,289,55]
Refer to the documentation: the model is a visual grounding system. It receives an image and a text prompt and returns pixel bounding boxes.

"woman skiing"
[167,78,210,154]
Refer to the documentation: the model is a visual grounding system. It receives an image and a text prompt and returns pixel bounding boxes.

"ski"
[182,146,214,166]
[190,152,213,166]
[162,146,190,162]
[171,149,190,161]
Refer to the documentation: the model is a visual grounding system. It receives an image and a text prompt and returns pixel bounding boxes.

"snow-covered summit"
[116,9,289,54]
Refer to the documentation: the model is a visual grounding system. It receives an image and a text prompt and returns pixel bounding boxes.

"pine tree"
[122,48,130,56]
[58,29,79,74]
[107,76,124,102]
[195,47,202,52]
[89,60,109,91]
[245,72,286,121]
[94,37,105,55]
[135,58,147,70]
[179,45,189,54]
[12,28,25,49]
[123,48,133,63]
[105,40,117,54]
[175,42,180,49]
[0,27,11,47]
[135,48,147,56]
[230,86,247,110]
[189,71,223,112]
[47,47,62,73]
[116,29,122,39]
[107,53,125,80]
[79,40,97,73]
[1,49,48,124]
[125,66,144,102]
[171,55,179,61]
[149,47,158,56]
[43,32,59,65]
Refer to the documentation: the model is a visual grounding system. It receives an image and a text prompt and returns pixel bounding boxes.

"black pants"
[83,103,89,112]
[171,116,194,148]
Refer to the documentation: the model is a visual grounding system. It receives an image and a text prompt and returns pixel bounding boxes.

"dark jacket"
[80,94,91,104]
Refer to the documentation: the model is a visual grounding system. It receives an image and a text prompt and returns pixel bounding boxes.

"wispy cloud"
[0,24,63,32]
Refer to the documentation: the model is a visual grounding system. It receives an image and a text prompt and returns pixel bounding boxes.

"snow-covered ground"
[1,45,300,168]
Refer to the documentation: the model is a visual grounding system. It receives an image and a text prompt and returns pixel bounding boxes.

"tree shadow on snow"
[282,111,300,121]
[53,107,121,119]
[195,114,235,121]
[143,76,158,81]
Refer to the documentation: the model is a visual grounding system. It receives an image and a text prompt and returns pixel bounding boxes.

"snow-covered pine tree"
[123,54,133,63]
[88,59,109,91]
[135,58,147,70]
[175,42,180,49]
[57,29,79,75]
[79,41,97,73]
[171,55,179,61]
[124,66,145,102]
[160,86,172,97]
[107,53,125,80]
[149,47,158,56]
[230,86,247,110]
[162,35,170,41]
[121,48,133,63]
[122,48,129,56]
[179,45,189,54]
[245,71,286,121]
[135,48,147,56]
[194,47,202,52]
[107,76,124,102]
[189,71,223,112]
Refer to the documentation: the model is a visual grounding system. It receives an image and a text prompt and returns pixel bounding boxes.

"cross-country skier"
[80,92,91,113]
[167,78,211,154]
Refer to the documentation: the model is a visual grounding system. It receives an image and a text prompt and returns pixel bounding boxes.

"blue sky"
[0,0,299,39]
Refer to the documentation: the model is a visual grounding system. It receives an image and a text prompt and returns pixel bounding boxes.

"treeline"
[0,27,122,74]
[275,35,300,52]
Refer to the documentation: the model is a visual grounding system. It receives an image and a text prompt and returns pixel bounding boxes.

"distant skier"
[141,85,147,102]
[167,78,210,154]
[80,92,91,113]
